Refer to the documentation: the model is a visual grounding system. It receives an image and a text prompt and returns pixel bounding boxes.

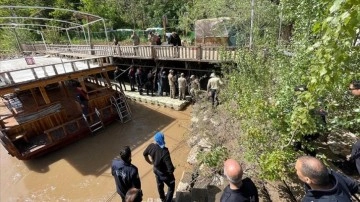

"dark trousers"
[117,79,126,91]
[129,77,136,90]
[80,100,89,116]
[210,89,218,106]
[146,82,154,96]
[155,173,175,202]
[138,83,143,95]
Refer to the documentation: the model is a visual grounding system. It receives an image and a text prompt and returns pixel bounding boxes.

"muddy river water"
[1,102,192,201]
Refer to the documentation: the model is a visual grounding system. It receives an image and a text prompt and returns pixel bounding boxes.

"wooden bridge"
[21,44,238,63]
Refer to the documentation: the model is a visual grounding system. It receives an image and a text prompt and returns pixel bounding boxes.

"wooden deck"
[0,56,115,95]
[21,44,238,63]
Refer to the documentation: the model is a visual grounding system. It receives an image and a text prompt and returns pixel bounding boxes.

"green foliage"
[219,0,360,181]
[197,146,229,172]
[259,149,295,181]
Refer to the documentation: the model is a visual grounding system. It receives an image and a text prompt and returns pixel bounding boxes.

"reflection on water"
[1,102,191,201]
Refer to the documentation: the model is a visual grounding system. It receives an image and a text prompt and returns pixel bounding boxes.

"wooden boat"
[0,55,131,160]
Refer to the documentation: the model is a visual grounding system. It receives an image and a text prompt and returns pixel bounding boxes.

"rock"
[176,172,193,192]
[210,174,224,186]
[198,138,212,149]
[328,131,356,155]
[187,135,200,147]
[191,117,199,123]
[187,145,200,165]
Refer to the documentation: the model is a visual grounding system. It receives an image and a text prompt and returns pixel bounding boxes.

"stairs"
[83,108,104,133]
[110,91,132,123]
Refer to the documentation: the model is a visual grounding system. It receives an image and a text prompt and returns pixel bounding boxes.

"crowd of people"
[113,30,182,47]
[109,81,360,202]
[114,66,222,106]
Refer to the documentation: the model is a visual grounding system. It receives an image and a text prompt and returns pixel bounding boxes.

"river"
[1,102,192,201]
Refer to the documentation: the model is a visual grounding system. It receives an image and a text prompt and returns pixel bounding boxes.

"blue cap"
[154,132,165,148]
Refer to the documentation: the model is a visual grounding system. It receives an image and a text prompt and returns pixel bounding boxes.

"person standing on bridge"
[143,132,175,202]
[168,32,181,46]
[111,146,141,202]
[130,31,140,46]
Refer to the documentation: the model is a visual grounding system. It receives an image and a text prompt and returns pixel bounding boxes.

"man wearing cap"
[189,75,200,98]
[178,73,187,100]
[143,132,175,202]
[207,72,223,106]
[112,146,141,202]
[168,70,176,99]
[221,159,259,202]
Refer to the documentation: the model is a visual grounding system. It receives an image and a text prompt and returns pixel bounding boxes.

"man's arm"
[143,145,153,165]
[132,168,141,189]
[144,155,153,165]
[207,80,211,92]
[335,171,360,194]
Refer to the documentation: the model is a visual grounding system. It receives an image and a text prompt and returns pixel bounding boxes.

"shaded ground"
[0,101,192,201]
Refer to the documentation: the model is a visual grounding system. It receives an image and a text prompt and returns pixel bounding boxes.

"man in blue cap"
[143,132,175,202]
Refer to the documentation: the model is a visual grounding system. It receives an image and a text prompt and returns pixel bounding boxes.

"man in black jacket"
[220,159,258,202]
[143,132,175,202]
[348,80,360,174]
[295,156,359,202]
[112,146,141,202]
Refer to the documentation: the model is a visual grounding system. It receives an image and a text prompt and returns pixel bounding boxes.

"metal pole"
[249,0,255,49]
[102,19,109,42]
[39,31,47,50]
[82,26,88,45]
[278,4,283,46]
[13,28,22,52]
[87,17,91,45]
[66,29,72,45]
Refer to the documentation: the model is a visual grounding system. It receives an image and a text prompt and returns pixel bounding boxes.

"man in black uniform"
[295,156,359,201]
[348,80,360,174]
[220,159,258,202]
[143,132,175,202]
[114,66,127,91]
[112,146,141,202]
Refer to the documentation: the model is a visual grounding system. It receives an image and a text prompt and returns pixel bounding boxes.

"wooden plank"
[39,86,51,104]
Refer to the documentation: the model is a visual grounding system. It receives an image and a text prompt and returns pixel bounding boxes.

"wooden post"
[39,86,51,104]
[60,81,69,98]
[30,88,39,107]
[102,72,112,87]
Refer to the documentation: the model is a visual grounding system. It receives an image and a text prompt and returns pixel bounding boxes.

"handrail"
[22,44,238,62]
[0,56,113,87]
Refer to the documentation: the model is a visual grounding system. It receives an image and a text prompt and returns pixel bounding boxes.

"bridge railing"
[0,56,111,88]
[24,44,238,62]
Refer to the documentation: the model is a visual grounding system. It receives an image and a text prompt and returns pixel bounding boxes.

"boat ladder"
[83,108,104,133]
[110,92,132,123]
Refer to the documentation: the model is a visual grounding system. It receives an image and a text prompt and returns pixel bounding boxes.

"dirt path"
[0,101,192,201]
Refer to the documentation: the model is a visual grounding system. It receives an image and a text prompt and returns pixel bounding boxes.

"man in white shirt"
[207,72,223,106]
